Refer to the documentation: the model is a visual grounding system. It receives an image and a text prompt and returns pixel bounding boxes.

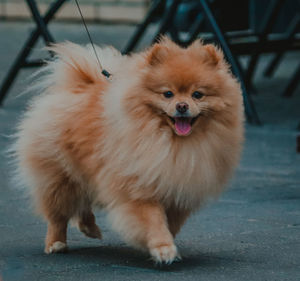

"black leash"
[74,0,111,79]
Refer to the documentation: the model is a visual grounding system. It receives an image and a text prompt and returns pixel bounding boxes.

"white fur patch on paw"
[46,241,67,254]
[150,244,181,264]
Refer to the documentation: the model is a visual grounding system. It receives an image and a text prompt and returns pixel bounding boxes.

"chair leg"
[245,0,285,86]
[263,14,300,78]
[181,14,205,46]
[152,0,182,43]
[198,0,261,125]
[26,0,55,44]
[282,63,300,98]
[0,0,66,106]
[169,4,206,47]
[122,0,164,54]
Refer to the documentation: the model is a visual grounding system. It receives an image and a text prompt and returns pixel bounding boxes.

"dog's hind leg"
[166,206,191,238]
[37,176,83,254]
[77,209,102,239]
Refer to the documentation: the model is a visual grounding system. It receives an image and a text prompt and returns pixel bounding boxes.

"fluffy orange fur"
[14,38,244,263]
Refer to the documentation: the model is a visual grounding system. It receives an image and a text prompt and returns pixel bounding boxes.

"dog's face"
[124,38,242,137]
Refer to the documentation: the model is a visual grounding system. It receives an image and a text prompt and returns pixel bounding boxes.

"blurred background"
[0,0,299,125]
[0,0,149,23]
[0,1,299,280]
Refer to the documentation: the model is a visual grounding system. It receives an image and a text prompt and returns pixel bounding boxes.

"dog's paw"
[79,223,102,240]
[45,241,68,254]
[150,244,181,265]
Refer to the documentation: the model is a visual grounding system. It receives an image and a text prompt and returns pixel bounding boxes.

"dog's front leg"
[108,200,180,264]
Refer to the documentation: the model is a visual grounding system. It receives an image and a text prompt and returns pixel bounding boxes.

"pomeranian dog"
[14,37,244,264]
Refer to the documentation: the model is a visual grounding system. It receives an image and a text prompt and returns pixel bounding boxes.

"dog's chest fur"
[97,121,235,210]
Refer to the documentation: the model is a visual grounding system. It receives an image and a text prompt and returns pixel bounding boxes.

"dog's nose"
[176,102,189,114]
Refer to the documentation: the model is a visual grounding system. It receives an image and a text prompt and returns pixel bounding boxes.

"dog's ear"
[146,43,169,66]
[203,44,225,67]
[190,41,225,68]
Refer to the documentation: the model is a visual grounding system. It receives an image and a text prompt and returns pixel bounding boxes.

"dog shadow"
[64,245,237,273]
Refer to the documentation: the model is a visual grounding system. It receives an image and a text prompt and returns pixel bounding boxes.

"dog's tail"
[39,41,122,94]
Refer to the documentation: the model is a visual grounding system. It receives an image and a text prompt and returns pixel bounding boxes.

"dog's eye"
[163,91,174,98]
[192,91,204,99]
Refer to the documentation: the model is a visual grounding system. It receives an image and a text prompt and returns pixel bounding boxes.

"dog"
[13,37,244,264]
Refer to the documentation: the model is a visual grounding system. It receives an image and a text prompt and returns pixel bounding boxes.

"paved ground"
[0,22,300,281]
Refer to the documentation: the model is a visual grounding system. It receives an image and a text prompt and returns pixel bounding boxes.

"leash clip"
[102,69,112,81]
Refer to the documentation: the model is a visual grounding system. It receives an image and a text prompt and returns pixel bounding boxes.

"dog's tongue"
[174,117,192,136]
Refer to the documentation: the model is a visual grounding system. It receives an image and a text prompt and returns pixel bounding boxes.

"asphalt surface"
[0,21,299,281]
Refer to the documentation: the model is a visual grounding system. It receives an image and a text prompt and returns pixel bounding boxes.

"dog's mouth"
[168,115,200,136]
